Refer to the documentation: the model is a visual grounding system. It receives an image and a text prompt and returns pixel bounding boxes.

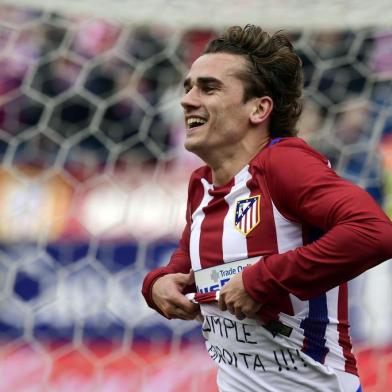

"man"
[142,25,392,391]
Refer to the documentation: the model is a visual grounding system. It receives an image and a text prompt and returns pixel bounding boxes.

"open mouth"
[186,117,207,130]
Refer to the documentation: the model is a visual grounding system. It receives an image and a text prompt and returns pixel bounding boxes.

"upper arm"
[265,145,388,231]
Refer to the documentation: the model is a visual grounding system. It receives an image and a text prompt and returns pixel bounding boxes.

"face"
[180,53,254,158]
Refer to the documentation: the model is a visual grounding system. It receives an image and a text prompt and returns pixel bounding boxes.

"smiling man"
[142,25,392,392]
[182,53,272,188]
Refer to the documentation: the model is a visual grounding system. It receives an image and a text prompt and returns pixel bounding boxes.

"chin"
[184,137,199,152]
[184,143,197,153]
[184,140,206,158]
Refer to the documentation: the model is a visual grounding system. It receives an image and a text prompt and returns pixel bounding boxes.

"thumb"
[187,269,195,285]
[175,269,195,287]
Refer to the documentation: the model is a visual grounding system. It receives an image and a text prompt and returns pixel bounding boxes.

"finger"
[176,271,195,287]
[180,298,200,314]
[235,310,246,320]
[226,304,235,315]
[242,303,262,319]
[195,311,204,323]
[170,291,199,311]
[169,306,200,320]
[229,301,247,320]
[242,308,260,319]
[188,269,195,285]
[218,295,227,311]
[243,311,257,319]
[171,297,200,316]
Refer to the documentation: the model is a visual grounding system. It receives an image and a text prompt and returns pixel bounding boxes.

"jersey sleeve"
[242,140,392,313]
[141,226,193,312]
[141,171,199,313]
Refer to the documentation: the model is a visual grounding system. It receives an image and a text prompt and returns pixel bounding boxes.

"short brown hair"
[204,24,303,137]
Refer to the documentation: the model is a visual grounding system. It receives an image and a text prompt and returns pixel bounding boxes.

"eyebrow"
[183,76,224,89]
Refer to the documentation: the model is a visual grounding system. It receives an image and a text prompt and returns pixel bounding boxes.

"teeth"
[187,117,207,127]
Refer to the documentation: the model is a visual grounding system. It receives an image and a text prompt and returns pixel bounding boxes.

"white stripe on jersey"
[324,287,346,371]
[251,201,257,231]
[272,201,348,372]
[271,201,307,316]
[190,178,213,271]
[222,167,252,263]
[271,201,303,253]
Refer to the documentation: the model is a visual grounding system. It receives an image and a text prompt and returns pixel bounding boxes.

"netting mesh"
[0,4,391,391]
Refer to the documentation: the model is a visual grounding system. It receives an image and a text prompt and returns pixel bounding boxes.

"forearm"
[249,141,392,310]
[243,218,392,305]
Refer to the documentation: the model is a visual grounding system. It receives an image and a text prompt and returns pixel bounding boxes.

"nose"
[181,87,201,111]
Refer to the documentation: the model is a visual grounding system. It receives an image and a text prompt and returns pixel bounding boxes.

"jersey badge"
[234,195,261,235]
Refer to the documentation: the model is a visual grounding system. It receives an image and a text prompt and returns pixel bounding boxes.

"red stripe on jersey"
[187,167,213,226]
[189,173,209,217]
[337,283,358,375]
[199,180,234,269]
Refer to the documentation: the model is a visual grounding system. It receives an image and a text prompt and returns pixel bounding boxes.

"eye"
[183,81,193,94]
[183,84,191,93]
[202,85,215,94]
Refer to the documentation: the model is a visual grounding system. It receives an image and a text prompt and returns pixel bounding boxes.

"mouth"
[186,116,208,131]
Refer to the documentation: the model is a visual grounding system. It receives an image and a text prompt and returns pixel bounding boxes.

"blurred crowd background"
[0,4,391,391]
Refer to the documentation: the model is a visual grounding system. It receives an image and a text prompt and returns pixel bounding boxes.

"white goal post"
[4,0,392,30]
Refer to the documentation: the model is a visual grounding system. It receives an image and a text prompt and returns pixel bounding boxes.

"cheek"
[214,103,244,126]
[217,107,249,131]
[207,99,249,138]
[210,118,246,145]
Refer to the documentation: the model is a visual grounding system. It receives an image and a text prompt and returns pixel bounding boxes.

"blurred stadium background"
[0,1,391,391]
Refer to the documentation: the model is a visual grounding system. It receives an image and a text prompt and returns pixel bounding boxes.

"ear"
[249,96,273,125]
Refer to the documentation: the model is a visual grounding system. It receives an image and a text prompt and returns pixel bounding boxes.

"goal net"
[0,2,391,391]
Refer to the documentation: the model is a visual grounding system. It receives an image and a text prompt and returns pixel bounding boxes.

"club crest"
[234,195,261,235]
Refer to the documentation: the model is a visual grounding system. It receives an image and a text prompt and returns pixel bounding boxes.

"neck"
[208,135,270,186]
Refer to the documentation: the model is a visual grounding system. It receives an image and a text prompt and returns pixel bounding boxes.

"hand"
[152,271,200,320]
[218,272,262,320]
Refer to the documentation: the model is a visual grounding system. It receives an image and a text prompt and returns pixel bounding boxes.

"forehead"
[186,53,247,82]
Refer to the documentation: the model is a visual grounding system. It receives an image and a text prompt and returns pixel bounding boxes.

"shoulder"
[254,138,339,224]
[252,137,331,180]
[253,137,338,208]
[186,165,211,209]
[189,165,211,186]
[262,137,329,167]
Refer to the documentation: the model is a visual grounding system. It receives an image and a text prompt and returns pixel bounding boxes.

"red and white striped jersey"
[143,137,392,386]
